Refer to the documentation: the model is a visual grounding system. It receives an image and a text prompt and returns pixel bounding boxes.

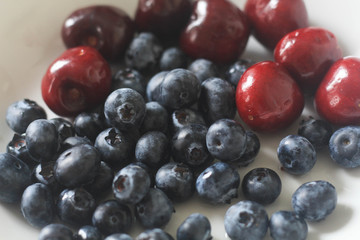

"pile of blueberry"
[1,0,360,240]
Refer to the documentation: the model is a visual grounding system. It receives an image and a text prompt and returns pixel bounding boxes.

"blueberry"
[206,119,247,162]
[39,223,73,240]
[6,99,46,134]
[269,211,307,240]
[298,116,333,150]
[135,131,170,168]
[135,188,174,229]
[112,164,151,204]
[61,136,93,152]
[196,161,240,204]
[140,101,169,134]
[170,108,206,134]
[146,71,169,102]
[224,200,268,240]
[20,183,55,228]
[225,59,254,86]
[49,117,75,143]
[7,133,37,168]
[105,233,133,240]
[160,47,188,71]
[92,200,132,236]
[104,88,146,131]
[0,153,31,203]
[277,135,316,175]
[84,161,114,197]
[136,228,174,240]
[112,68,146,97]
[292,180,337,222]
[155,162,195,202]
[177,213,212,240]
[75,225,102,240]
[199,77,236,124]
[74,112,106,142]
[235,131,260,167]
[328,126,360,168]
[25,119,59,162]
[188,58,219,82]
[241,168,282,205]
[32,161,63,195]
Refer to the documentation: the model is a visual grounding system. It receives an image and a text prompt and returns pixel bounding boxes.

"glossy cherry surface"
[315,57,360,126]
[180,0,250,64]
[245,0,309,50]
[41,46,112,117]
[274,27,343,93]
[61,5,135,61]
[236,61,304,132]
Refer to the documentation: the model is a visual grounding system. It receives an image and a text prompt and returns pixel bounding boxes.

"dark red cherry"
[61,5,135,61]
[41,46,111,117]
[180,0,250,64]
[315,57,360,126]
[236,61,304,132]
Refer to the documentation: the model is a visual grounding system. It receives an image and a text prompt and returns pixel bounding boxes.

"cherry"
[274,27,343,93]
[61,5,135,61]
[179,0,250,64]
[244,0,309,50]
[315,57,360,126]
[236,61,304,132]
[134,0,192,41]
[41,46,112,117]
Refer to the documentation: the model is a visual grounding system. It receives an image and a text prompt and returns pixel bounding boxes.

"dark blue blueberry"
[112,164,151,204]
[292,180,337,222]
[277,135,316,175]
[155,162,195,202]
[7,133,37,168]
[196,161,240,204]
[140,101,169,134]
[112,68,146,97]
[104,88,146,131]
[269,210,307,240]
[49,117,75,144]
[206,119,247,163]
[92,200,132,236]
[241,168,282,205]
[105,233,133,240]
[57,188,96,226]
[20,183,55,228]
[176,213,212,240]
[146,71,169,102]
[32,161,63,195]
[54,144,101,188]
[75,225,102,240]
[25,119,59,162]
[128,162,156,187]
[74,112,106,142]
[225,59,254,86]
[160,47,188,71]
[171,124,213,168]
[136,228,174,240]
[84,161,114,197]
[135,131,170,168]
[188,58,219,82]
[6,99,47,134]
[39,223,73,240]
[0,153,31,203]
[135,188,174,229]
[235,131,260,167]
[224,200,268,240]
[328,126,360,168]
[125,32,163,73]
[61,136,93,152]
[298,116,333,150]
[170,108,205,135]
[199,77,236,124]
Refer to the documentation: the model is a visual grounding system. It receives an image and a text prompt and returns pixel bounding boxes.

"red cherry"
[236,61,304,132]
[274,27,343,93]
[244,0,309,50]
[41,46,112,117]
[179,0,250,64]
[61,5,135,61]
[315,57,360,126]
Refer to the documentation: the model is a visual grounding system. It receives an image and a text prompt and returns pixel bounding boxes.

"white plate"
[0,0,359,239]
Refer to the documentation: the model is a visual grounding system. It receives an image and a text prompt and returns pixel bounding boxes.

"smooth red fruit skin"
[315,57,360,126]
[274,27,343,93]
[236,61,304,132]
[179,0,250,64]
[61,5,135,61]
[41,46,112,117]
[244,0,309,50]
[135,0,192,40]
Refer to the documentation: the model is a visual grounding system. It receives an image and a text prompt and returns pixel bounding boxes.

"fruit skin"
[236,61,304,132]
[177,213,212,240]
[105,233,133,240]
[76,225,103,240]
[187,59,219,83]
[41,46,112,117]
[298,116,333,150]
[180,0,250,64]
[269,211,308,240]
[314,57,360,125]
[244,0,309,50]
[274,27,342,93]
[136,228,174,240]
[38,223,73,240]
[61,5,135,61]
